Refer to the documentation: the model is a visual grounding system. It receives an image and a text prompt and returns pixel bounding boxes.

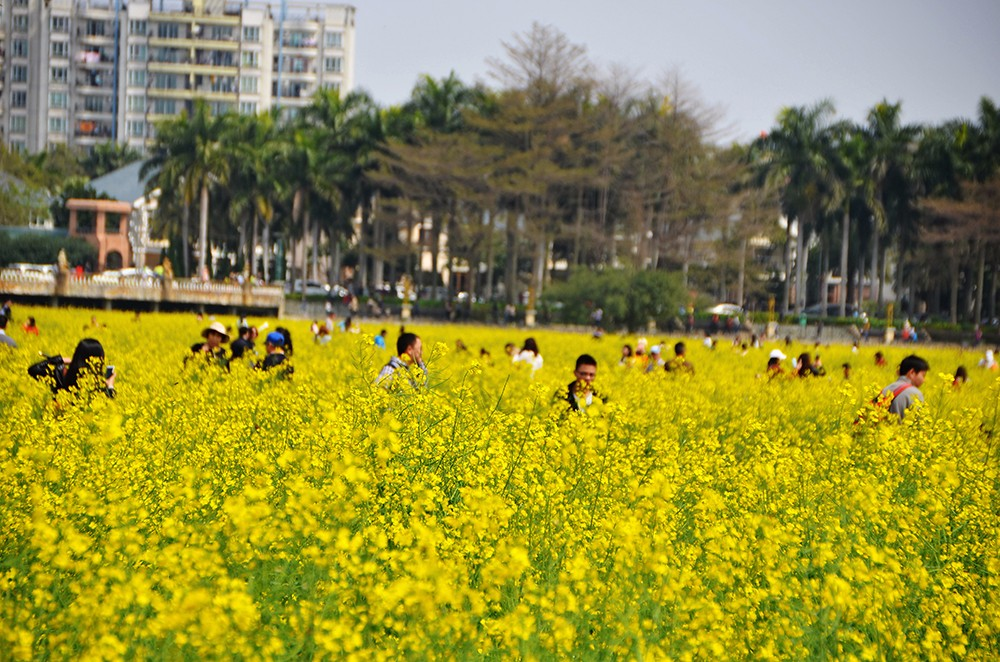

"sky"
[352,0,1000,143]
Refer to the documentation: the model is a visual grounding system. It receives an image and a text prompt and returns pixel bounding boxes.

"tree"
[754,101,842,315]
[82,142,142,179]
[142,100,231,279]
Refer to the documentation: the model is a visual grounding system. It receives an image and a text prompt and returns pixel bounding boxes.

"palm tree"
[143,117,198,277]
[143,100,231,279]
[754,100,841,315]
[860,101,919,311]
[221,110,284,277]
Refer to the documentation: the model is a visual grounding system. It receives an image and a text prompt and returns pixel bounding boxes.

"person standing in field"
[565,354,603,412]
[230,325,258,360]
[188,321,230,368]
[879,355,929,420]
[22,316,39,336]
[512,337,544,376]
[377,332,426,388]
[665,342,695,375]
[0,314,17,349]
[259,331,290,373]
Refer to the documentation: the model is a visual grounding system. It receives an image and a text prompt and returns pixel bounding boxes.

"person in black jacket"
[230,325,258,360]
[28,337,115,398]
[565,354,602,412]
[258,331,293,378]
[187,321,229,368]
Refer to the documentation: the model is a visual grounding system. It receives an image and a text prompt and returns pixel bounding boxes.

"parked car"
[8,263,57,276]
[284,279,331,297]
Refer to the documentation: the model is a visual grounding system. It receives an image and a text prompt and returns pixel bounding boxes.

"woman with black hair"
[28,337,116,398]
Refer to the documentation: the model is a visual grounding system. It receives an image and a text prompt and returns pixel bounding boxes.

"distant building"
[66,159,161,270]
[0,0,356,153]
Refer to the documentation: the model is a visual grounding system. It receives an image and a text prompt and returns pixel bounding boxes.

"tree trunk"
[573,187,584,266]
[870,225,881,311]
[781,219,793,316]
[505,217,519,305]
[974,242,986,325]
[736,237,747,308]
[879,243,888,311]
[819,232,829,317]
[251,209,259,279]
[484,209,496,302]
[310,213,320,282]
[180,201,191,278]
[839,207,850,316]
[989,258,998,322]
[794,218,807,313]
[197,184,210,280]
[262,222,270,282]
[949,251,959,324]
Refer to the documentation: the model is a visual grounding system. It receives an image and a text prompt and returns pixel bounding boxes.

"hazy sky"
[352,0,1000,143]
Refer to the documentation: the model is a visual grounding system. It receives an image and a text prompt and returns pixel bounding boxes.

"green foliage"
[544,269,684,331]
[0,230,97,267]
[49,178,115,229]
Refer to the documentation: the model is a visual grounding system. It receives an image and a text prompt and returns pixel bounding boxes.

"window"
[129,44,147,61]
[12,14,29,32]
[243,26,260,42]
[11,91,27,108]
[157,23,179,39]
[12,0,28,6]
[127,120,145,138]
[322,81,341,93]
[86,20,106,37]
[128,69,147,87]
[239,101,258,114]
[49,117,67,134]
[50,92,69,109]
[11,39,28,58]
[51,15,70,32]
[324,57,342,73]
[84,96,105,112]
[51,67,69,84]
[241,51,259,68]
[51,41,69,58]
[129,19,147,35]
[153,73,177,90]
[210,26,232,40]
[12,66,29,83]
[240,76,258,93]
[325,31,342,48]
[11,140,27,153]
[153,98,176,114]
[10,116,27,134]
[127,95,146,112]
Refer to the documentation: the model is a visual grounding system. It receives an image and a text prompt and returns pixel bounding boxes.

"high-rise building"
[0,0,355,153]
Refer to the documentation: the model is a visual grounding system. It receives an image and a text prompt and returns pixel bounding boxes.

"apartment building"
[0,0,355,153]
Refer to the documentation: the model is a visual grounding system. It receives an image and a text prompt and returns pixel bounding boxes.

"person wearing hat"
[766,349,787,379]
[259,331,291,372]
[188,320,230,368]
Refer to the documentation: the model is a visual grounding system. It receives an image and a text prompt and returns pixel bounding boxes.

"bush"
[543,269,684,331]
[0,230,97,268]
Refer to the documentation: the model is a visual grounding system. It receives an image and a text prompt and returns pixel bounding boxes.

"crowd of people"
[4,297,997,422]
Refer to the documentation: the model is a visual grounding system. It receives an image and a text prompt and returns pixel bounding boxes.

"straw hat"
[202,321,230,342]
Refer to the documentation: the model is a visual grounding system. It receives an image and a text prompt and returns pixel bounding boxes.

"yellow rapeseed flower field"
[1,306,997,659]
